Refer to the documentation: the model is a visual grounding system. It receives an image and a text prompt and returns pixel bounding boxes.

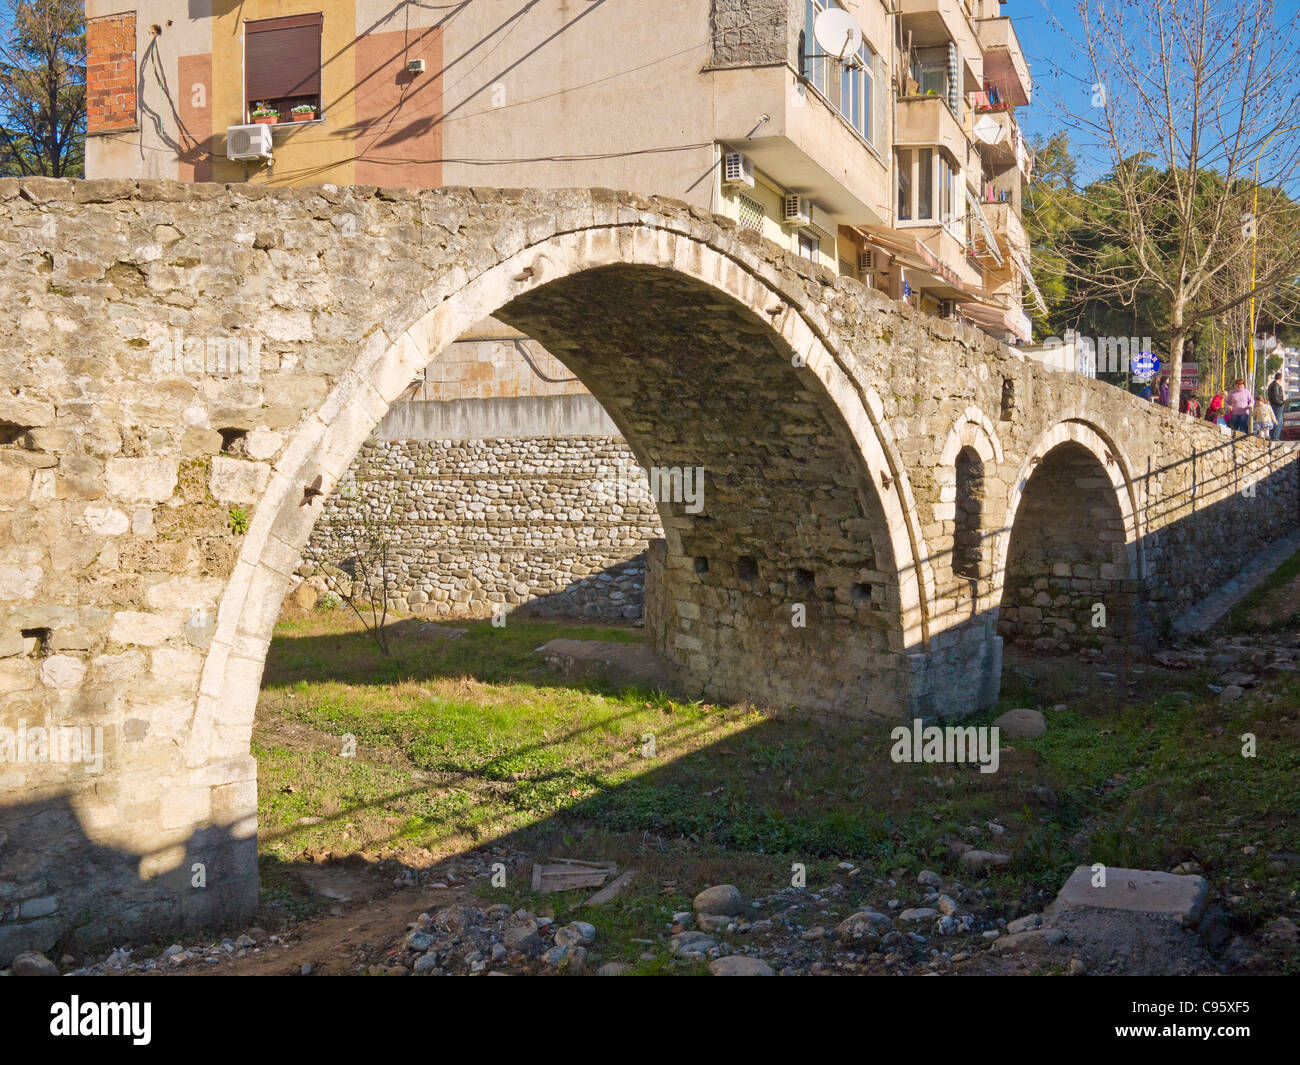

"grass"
[1224,547,1300,634]
[253,610,1300,961]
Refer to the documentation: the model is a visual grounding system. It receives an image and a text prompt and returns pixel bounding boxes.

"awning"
[857,227,975,295]
[1012,251,1048,317]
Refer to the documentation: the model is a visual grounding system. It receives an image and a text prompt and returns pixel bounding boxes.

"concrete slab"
[1050,865,1209,926]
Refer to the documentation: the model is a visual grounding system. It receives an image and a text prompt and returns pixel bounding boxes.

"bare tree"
[315,501,396,656]
[1064,0,1300,402]
[0,0,85,177]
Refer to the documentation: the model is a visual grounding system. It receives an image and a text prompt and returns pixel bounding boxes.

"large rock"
[553,921,595,948]
[671,931,717,957]
[12,951,58,976]
[959,849,1010,874]
[693,884,744,917]
[992,708,1046,738]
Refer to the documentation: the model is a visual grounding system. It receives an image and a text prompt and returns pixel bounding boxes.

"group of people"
[1140,372,1287,440]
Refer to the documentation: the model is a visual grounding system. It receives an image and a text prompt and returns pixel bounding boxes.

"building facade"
[85,0,1038,343]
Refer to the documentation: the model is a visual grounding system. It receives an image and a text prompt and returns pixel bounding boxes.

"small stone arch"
[994,419,1145,649]
[933,407,1007,612]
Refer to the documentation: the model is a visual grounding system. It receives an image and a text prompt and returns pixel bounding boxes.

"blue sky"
[1012,0,1300,187]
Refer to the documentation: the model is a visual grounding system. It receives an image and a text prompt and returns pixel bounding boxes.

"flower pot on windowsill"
[252,115,279,125]
[291,110,317,122]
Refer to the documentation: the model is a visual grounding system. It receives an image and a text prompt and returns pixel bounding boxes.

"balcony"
[983,200,1028,260]
[975,16,1032,106]
[971,107,1033,179]
[709,65,891,227]
[897,0,982,88]
[894,95,967,166]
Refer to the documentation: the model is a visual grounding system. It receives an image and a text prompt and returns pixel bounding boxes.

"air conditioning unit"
[226,123,273,162]
[784,195,832,240]
[783,194,813,228]
[407,58,427,74]
[858,249,877,273]
[722,151,754,189]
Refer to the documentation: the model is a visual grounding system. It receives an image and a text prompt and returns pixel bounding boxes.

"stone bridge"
[0,177,1295,958]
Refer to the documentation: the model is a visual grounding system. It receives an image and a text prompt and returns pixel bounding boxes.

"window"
[802,1,875,142]
[911,48,950,102]
[940,158,952,224]
[918,148,933,220]
[898,148,964,231]
[897,149,912,221]
[798,232,820,263]
[245,14,323,121]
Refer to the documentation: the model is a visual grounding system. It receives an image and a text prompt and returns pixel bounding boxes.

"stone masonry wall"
[0,177,1295,962]
[304,437,661,621]
[708,0,794,69]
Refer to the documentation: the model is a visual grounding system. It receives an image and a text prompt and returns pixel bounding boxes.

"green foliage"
[0,0,85,177]
[1023,132,1300,393]
[227,506,251,535]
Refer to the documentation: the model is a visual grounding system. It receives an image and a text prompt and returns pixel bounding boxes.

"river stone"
[693,884,744,916]
[992,707,1047,738]
[709,955,774,976]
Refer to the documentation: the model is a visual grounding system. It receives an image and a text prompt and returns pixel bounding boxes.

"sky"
[1011,0,1300,188]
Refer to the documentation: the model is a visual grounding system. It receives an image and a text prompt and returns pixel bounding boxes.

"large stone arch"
[994,419,1147,649]
[184,219,935,770]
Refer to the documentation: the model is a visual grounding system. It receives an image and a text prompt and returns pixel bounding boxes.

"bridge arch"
[994,419,1146,649]
[184,217,937,769]
[935,407,1007,610]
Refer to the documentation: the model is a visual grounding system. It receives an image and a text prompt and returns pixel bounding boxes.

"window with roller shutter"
[244,14,324,121]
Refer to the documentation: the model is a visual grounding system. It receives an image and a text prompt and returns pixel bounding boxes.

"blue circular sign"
[1132,353,1160,378]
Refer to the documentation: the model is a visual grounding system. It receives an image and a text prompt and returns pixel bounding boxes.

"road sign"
[1181,363,1199,388]
[1132,352,1160,379]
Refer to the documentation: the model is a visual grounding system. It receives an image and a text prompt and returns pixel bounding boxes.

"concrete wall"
[0,178,1295,961]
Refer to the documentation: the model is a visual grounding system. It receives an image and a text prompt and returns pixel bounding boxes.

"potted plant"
[250,105,279,125]
[291,104,317,122]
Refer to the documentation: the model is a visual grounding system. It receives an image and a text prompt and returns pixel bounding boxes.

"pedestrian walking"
[1226,378,1253,433]
[1205,392,1225,424]
[1268,372,1286,442]
[1254,395,1277,438]
[1158,374,1171,407]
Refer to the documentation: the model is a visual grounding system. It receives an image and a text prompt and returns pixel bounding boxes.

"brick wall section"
[87,13,138,134]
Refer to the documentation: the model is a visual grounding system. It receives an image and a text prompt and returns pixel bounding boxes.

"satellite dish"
[974,115,1005,145]
[814,8,863,60]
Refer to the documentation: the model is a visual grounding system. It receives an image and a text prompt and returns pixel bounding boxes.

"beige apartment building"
[85,0,1039,343]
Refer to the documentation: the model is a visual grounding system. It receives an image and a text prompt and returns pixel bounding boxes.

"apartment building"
[85,0,1038,343]
[1280,346,1300,398]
